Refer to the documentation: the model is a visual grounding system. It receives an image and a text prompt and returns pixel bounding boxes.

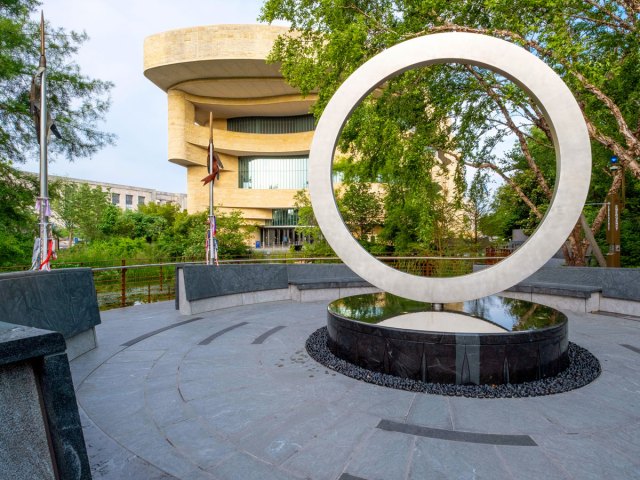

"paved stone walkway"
[70,300,640,480]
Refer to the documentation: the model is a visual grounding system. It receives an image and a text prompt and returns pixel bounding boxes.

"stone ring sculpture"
[308,32,591,303]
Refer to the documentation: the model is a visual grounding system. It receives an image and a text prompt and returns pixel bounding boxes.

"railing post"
[159,265,164,292]
[120,259,126,308]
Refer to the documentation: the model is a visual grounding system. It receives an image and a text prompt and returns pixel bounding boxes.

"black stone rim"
[305,327,601,398]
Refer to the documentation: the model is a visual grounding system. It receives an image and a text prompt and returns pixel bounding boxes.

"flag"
[201,144,224,186]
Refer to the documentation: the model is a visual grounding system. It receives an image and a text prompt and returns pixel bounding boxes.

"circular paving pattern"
[77,301,640,479]
[306,327,601,398]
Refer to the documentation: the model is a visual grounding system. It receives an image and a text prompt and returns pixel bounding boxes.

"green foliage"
[292,190,335,256]
[56,237,149,265]
[215,210,254,258]
[107,209,168,243]
[0,1,114,265]
[479,186,522,241]
[55,205,254,265]
[52,181,111,243]
[261,0,640,265]
[0,162,38,265]
[466,169,491,243]
[0,0,115,164]
[339,182,383,240]
[162,209,252,259]
[620,172,640,267]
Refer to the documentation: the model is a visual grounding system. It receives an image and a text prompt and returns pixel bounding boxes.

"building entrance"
[261,227,304,248]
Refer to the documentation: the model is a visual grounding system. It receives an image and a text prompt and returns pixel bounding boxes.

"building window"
[228,114,315,134]
[270,209,299,226]
[138,196,145,206]
[125,194,133,210]
[111,193,120,205]
[238,155,308,190]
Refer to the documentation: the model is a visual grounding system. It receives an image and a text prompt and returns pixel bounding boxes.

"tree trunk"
[563,222,589,266]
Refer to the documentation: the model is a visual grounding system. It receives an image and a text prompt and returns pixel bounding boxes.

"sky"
[23,0,286,194]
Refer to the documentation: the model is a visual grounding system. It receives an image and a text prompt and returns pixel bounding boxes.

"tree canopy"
[0,0,115,164]
[0,0,115,264]
[260,0,640,265]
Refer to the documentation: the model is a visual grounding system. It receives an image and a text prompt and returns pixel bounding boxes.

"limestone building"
[144,24,316,247]
[46,174,187,212]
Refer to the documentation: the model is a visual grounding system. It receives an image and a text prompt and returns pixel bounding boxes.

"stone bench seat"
[499,266,640,315]
[178,263,640,316]
[0,268,101,360]
[176,263,377,315]
[506,282,602,299]
[289,278,372,290]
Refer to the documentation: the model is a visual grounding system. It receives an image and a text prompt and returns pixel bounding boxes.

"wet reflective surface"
[326,293,570,384]
[328,292,565,333]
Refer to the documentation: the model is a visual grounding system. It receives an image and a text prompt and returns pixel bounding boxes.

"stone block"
[0,268,101,339]
[0,321,91,479]
[0,361,56,480]
[241,288,290,305]
[182,264,288,301]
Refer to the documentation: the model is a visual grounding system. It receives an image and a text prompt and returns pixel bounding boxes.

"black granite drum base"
[306,327,601,398]
[326,293,571,385]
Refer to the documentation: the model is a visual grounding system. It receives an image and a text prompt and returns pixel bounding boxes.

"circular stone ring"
[308,32,591,303]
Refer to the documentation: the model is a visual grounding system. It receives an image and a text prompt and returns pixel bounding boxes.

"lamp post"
[606,156,622,267]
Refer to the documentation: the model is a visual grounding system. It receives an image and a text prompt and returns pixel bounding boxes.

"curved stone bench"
[501,266,640,316]
[178,263,640,317]
[0,268,101,360]
[176,263,377,315]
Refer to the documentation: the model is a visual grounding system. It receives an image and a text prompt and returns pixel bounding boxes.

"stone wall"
[0,268,101,359]
[0,322,91,479]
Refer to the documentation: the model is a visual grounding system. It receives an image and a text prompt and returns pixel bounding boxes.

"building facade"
[144,24,317,247]
[48,174,187,211]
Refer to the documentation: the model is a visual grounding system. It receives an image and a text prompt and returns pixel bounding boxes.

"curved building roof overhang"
[144,24,300,102]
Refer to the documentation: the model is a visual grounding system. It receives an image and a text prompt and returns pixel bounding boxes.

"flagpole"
[38,12,49,270]
[208,112,215,266]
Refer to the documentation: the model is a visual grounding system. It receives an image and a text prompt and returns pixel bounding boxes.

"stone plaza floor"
[70,299,640,480]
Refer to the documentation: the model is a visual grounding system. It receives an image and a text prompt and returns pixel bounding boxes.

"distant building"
[144,24,315,247]
[44,174,187,211]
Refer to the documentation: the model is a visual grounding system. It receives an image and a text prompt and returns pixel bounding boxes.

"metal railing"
[91,260,197,310]
[87,255,508,310]
[1,253,511,310]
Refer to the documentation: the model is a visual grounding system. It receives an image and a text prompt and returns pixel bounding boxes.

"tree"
[0,162,38,265]
[292,189,335,255]
[466,170,491,244]
[52,181,80,245]
[51,182,110,243]
[260,0,639,265]
[71,183,110,242]
[0,1,114,264]
[160,209,252,260]
[339,182,384,240]
[0,1,115,164]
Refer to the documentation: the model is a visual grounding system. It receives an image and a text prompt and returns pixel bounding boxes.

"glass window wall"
[270,209,299,226]
[239,156,308,190]
[228,114,315,134]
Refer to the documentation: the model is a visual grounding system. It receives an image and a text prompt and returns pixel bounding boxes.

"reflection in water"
[378,311,508,333]
[329,293,564,332]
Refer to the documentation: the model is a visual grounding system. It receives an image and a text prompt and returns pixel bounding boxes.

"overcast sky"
[24,0,285,193]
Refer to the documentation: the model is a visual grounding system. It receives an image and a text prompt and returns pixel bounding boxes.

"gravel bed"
[305,327,601,398]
